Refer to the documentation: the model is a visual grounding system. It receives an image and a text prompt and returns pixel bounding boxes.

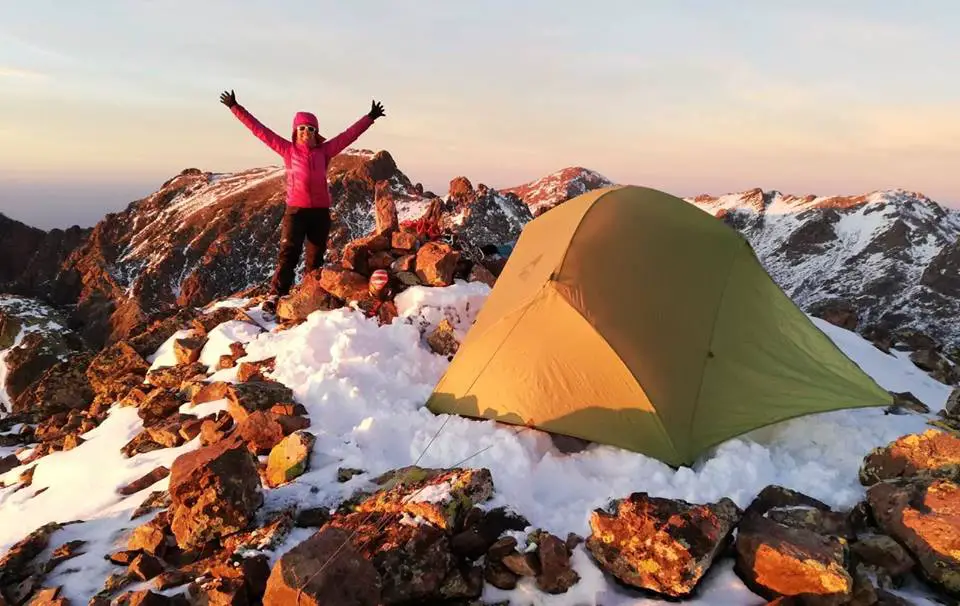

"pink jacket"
[230,104,374,209]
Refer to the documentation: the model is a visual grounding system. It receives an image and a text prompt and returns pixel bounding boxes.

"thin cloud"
[0,66,47,79]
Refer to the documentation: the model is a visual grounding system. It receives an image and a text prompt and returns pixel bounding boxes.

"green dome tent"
[426,185,892,467]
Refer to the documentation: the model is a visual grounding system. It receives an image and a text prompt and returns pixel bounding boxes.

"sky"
[1,1,958,229]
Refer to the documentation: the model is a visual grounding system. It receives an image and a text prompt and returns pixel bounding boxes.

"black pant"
[270,207,331,296]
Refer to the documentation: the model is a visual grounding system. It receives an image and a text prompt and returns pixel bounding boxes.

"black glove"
[220,89,237,108]
[368,100,385,120]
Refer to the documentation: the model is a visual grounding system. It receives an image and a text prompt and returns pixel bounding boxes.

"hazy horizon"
[3,1,959,229]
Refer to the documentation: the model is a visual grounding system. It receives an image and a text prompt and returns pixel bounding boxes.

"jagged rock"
[887,391,931,415]
[319,267,373,304]
[586,492,741,598]
[415,242,460,287]
[173,337,205,366]
[235,358,275,383]
[2,332,61,402]
[867,478,960,595]
[86,341,150,397]
[450,507,529,560]
[200,412,235,447]
[327,511,472,604]
[468,262,497,287]
[118,467,170,496]
[295,507,331,528]
[12,352,94,416]
[138,389,183,428]
[501,552,540,576]
[536,532,580,594]
[337,468,364,483]
[276,271,342,323]
[358,467,494,532]
[22,585,69,605]
[850,534,916,582]
[374,181,400,236]
[0,522,62,586]
[764,506,855,540]
[860,429,960,485]
[110,589,186,605]
[127,511,170,556]
[236,411,287,455]
[262,525,381,606]
[808,298,859,331]
[131,491,171,521]
[265,431,316,488]
[427,319,459,356]
[735,513,853,603]
[391,232,418,252]
[146,362,207,391]
[168,440,263,550]
[192,380,294,424]
[204,554,270,604]
[129,553,165,582]
[223,509,294,554]
[0,454,20,474]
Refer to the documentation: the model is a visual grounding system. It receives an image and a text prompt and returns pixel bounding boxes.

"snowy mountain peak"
[502,166,615,216]
[687,188,960,346]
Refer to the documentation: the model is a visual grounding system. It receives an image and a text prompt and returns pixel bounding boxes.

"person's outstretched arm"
[322,100,385,157]
[220,89,289,156]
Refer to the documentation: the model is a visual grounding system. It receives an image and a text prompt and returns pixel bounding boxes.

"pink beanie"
[293,111,318,129]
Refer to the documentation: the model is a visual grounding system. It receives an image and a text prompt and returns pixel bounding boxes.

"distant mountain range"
[1,149,958,350]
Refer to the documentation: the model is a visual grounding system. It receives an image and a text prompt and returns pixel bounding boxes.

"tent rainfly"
[426,185,892,467]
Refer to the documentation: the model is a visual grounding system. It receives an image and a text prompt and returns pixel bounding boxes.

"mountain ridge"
[2,153,958,350]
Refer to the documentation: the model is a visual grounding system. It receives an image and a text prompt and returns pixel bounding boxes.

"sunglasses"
[296,125,317,133]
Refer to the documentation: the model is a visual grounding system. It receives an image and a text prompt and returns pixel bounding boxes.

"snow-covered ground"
[0,282,950,604]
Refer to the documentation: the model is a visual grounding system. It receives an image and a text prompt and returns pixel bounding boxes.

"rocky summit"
[3,149,960,605]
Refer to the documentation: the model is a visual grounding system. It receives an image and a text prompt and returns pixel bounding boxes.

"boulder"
[191,380,294,424]
[867,478,960,595]
[86,341,150,397]
[173,337,205,366]
[12,353,93,416]
[168,439,263,550]
[415,242,460,287]
[358,467,494,532]
[887,391,931,415]
[735,514,852,603]
[2,332,60,402]
[146,362,207,391]
[586,492,741,598]
[127,511,170,556]
[375,183,399,236]
[236,411,287,455]
[327,511,481,604]
[426,319,460,356]
[265,431,316,488]
[391,232,418,252]
[808,298,858,331]
[860,429,960,486]
[138,389,183,427]
[468,262,497,287]
[276,271,342,323]
[319,267,372,304]
[0,522,62,587]
[118,466,170,496]
[262,526,381,606]
[536,532,580,594]
[850,534,916,582]
[450,507,530,560]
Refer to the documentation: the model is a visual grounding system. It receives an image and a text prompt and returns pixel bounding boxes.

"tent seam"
[548,281,682,466]
[458,290,543,400]
[554,186,621,281]
[685,241,741,455]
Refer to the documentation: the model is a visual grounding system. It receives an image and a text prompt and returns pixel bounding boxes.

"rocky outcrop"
[0,213,88,298]
[867,478,960,595]
[586,492,742,598]
[502,166,615,216]
[860,429,960,485]
[263,525,381,606]
[167,439,263,549]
